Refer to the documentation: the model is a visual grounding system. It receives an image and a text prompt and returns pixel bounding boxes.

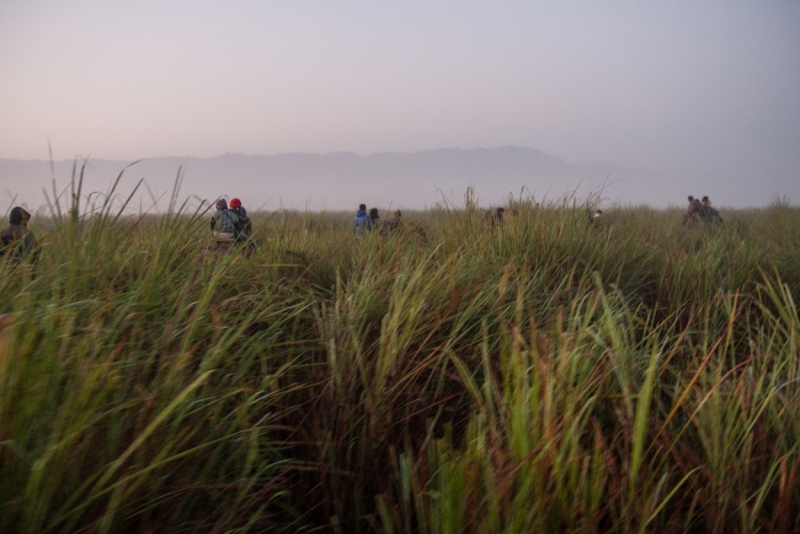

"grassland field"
[1,189,799,533]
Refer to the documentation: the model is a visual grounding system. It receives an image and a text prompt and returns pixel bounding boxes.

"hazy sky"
[2,1,799,206]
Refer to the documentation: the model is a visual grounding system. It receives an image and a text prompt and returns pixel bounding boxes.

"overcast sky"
[1,1,799,207]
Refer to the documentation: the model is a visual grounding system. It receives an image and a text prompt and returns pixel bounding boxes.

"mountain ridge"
[1,146,668,212]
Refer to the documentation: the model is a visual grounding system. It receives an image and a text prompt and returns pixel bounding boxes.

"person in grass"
[229,197,247,218]
[368,208,382,232]
[354,204,372,235]
[229,198,252,241]
[382,210,404,234]
[588,209,603,226]
[210,198,238,243]
[700,196,723,224]
[0,207,39,262]
[491,207,506,226]
[683,195,702,226]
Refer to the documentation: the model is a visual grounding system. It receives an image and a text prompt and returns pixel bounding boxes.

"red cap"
[230,198,242,208]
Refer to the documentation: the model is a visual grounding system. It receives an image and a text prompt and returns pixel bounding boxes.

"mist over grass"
[1,187,798,533]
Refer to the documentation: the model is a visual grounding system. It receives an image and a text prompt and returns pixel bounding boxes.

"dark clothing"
[381,216,404,235]
[683,200,703,226]
[684,199,722,226]
[231,207,252,238]
[0,224,38,260]
[700,205,723,224]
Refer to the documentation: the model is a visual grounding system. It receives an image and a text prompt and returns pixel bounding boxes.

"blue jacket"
[354,210,372,235]
[211,208,238,237]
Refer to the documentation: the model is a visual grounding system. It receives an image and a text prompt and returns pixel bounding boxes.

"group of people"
[1,207,38,262]
[0,192,726,263]
[684,195,723,226]
[0,198,255,262]
[210,197,252,244]
[354,204,404,235]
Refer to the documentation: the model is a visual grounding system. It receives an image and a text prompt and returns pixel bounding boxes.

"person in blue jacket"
[354,204,372,235]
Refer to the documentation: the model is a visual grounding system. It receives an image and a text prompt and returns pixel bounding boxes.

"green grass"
[1,188,799,533]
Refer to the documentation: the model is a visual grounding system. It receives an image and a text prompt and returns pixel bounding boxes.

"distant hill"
[1,146,669,214]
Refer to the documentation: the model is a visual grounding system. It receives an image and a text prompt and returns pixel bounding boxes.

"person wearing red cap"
[229,198,252,241]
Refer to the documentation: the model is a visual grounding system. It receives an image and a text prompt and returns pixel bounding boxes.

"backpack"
[232,209,252,236]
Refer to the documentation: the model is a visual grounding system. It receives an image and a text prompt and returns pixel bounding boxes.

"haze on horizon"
[1,1,799,209]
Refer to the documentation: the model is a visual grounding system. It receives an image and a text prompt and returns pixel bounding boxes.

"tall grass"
[1,186,798,532]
